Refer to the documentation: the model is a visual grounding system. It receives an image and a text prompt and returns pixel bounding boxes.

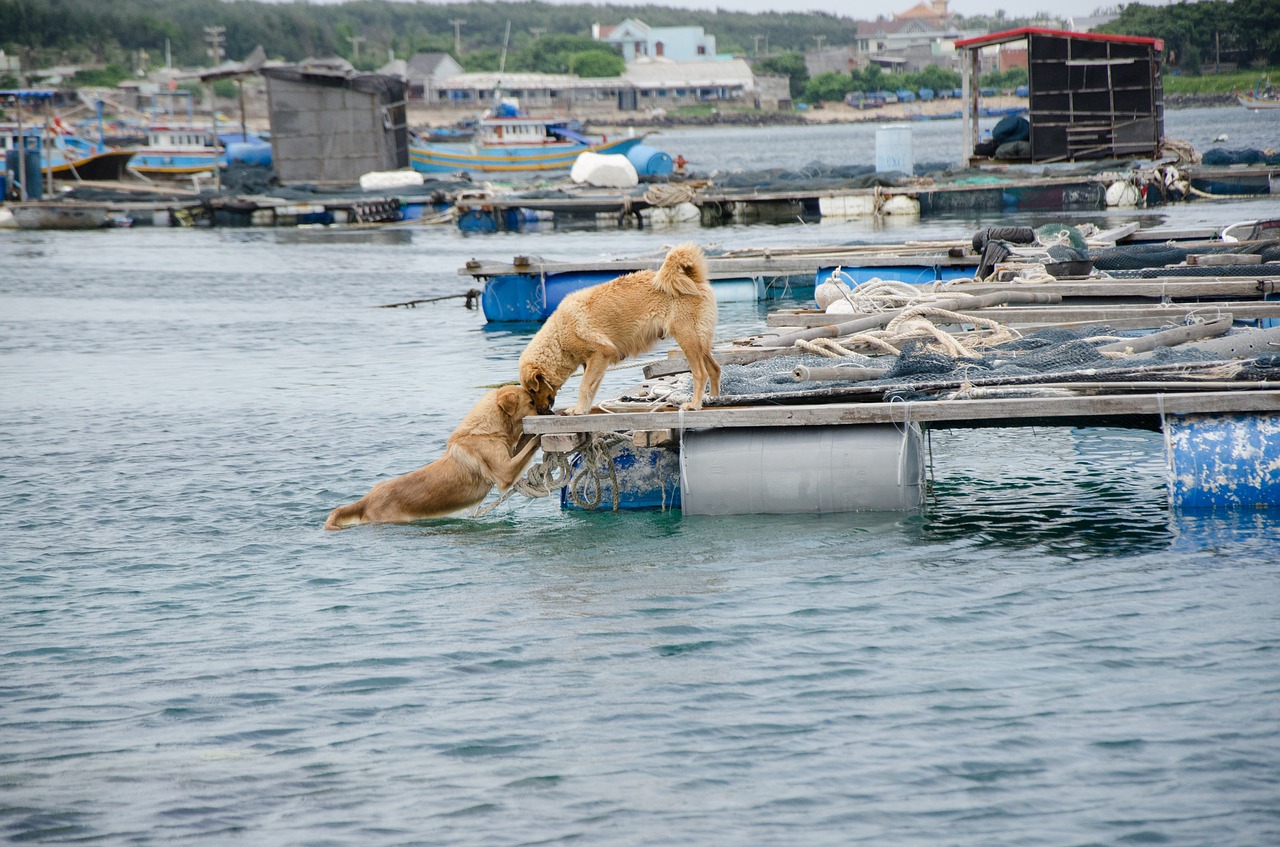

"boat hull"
[47,149,136,180]
[11,202,112,230]
[1238,94,1280,109]
[410,136,645,174]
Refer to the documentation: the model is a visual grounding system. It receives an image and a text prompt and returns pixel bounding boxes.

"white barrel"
[680,424,924,515]
[875,125,914,175]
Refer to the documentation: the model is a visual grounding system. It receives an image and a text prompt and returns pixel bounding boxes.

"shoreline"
[408,93,1236,132]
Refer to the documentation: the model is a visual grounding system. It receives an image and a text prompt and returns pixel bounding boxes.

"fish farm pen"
[479,226,1280,515]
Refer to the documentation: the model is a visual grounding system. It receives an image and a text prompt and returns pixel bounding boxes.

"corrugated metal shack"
[957,28,1165,165]
[261,62,408,185]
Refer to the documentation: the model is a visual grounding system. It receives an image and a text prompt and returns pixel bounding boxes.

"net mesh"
[640,324,1275,408]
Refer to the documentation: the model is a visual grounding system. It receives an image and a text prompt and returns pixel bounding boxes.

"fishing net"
[636,323,1280,409]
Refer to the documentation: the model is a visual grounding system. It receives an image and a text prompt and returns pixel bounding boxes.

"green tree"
[852,63,883,93]
[756,51,808,99]
[569,51,623,78]
[71,63,129,87]
[803,71,853,103]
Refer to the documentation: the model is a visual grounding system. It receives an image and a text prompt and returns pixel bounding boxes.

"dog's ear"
[497,387,524,418]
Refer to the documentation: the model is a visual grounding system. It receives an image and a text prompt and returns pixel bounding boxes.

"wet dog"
[518,242,720,415]
[324,385,539,530]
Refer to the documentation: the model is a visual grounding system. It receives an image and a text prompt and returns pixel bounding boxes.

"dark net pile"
[691,325,1280,407]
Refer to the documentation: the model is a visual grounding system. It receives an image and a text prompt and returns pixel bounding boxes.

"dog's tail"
[654,242,709,297]
[324,500,365,531]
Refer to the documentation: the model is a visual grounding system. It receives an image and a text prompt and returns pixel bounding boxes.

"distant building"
[434,72,626,111]
[622,58,756,106]
[592,19,719,63]
[805,46,861,78]
[404,52,463,103]
[856,0,984,72]
[1067,15,1121,32]
[433,60,759,113]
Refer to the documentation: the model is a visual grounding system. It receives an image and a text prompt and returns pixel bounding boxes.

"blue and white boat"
[1,124,135,185]
[410,101,646,175]
[128,124,271,177]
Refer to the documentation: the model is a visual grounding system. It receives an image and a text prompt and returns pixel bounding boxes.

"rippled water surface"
[4,111,1280,845]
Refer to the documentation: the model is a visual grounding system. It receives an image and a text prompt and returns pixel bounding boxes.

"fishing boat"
[9,200,112,230]
[409,100,646,175]
[1237,92,1280,110]
[1,125,135,184]
[1237,77,1280,109]
[128,124,271,177]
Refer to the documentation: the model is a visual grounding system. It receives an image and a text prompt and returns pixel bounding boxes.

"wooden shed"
[956,27,1164,165]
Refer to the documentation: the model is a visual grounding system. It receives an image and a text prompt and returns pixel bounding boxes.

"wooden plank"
[1087,222,1141,245]
[522,391,1280,434]
[765,302,1280,328]
[461,251,979,280]
[643,347,789,379]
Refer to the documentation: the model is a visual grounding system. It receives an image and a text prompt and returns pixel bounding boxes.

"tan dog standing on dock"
[324,386,539,530]
[518,242,721,415]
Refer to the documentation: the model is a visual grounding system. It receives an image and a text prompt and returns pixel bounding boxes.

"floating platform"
[507,269,1280,514]
[461,244,982,322]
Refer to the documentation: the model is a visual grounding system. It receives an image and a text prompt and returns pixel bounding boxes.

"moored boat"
[10,200,112,230]
[1237,77,1280,109]
[128,124,271,177]
[409,100,646,174]
[1,126,135,185]
[1237,92,1280,110]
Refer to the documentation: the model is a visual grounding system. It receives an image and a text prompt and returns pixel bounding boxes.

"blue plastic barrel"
[6,149,43,199]
[226,141,272,167]
[626,144,673,176]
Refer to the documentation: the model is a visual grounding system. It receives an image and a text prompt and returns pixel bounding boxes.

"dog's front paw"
[680,401,703,411]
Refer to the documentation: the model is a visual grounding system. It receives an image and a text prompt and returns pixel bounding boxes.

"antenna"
[499,21,512,76]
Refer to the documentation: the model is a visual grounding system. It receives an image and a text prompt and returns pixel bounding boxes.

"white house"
[404,52,464,103]
[592,19,718,63]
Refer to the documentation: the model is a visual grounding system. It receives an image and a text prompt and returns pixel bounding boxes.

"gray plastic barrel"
[626,144,673,176]
[875,125,913,175]
[680,424,923,515]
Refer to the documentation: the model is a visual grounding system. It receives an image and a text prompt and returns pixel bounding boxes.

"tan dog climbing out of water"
[518,241,721,415]
[324,385,539,530]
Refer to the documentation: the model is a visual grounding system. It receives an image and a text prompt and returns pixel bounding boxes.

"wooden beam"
[521,391,1280,435]
[765,302,1280,328]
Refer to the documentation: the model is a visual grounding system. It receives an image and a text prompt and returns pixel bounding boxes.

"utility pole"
[204,25,225,65]
[753,34,763,56]
[449,19,465,56]
[813,34,826,52]
[347,34,365,62]
[530,27,546,40]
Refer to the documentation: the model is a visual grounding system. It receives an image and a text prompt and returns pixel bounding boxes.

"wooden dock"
[506,268,1280,512]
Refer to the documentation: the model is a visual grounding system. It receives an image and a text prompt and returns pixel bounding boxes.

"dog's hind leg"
[673,328,719,410]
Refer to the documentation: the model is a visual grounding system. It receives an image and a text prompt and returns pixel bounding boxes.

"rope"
[514,451,572,499]
[567,433,625,511]
[643,183,700,207]
[796,337,863,358]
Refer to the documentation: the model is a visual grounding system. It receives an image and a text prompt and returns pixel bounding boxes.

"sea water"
[3,109,1280,845]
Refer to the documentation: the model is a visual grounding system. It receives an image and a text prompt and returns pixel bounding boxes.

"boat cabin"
[480,117,568,147]
[956,27,1164,165]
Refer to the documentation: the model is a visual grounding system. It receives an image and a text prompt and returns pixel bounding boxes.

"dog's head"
[495,384,539,425]
[520,368,558,415]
